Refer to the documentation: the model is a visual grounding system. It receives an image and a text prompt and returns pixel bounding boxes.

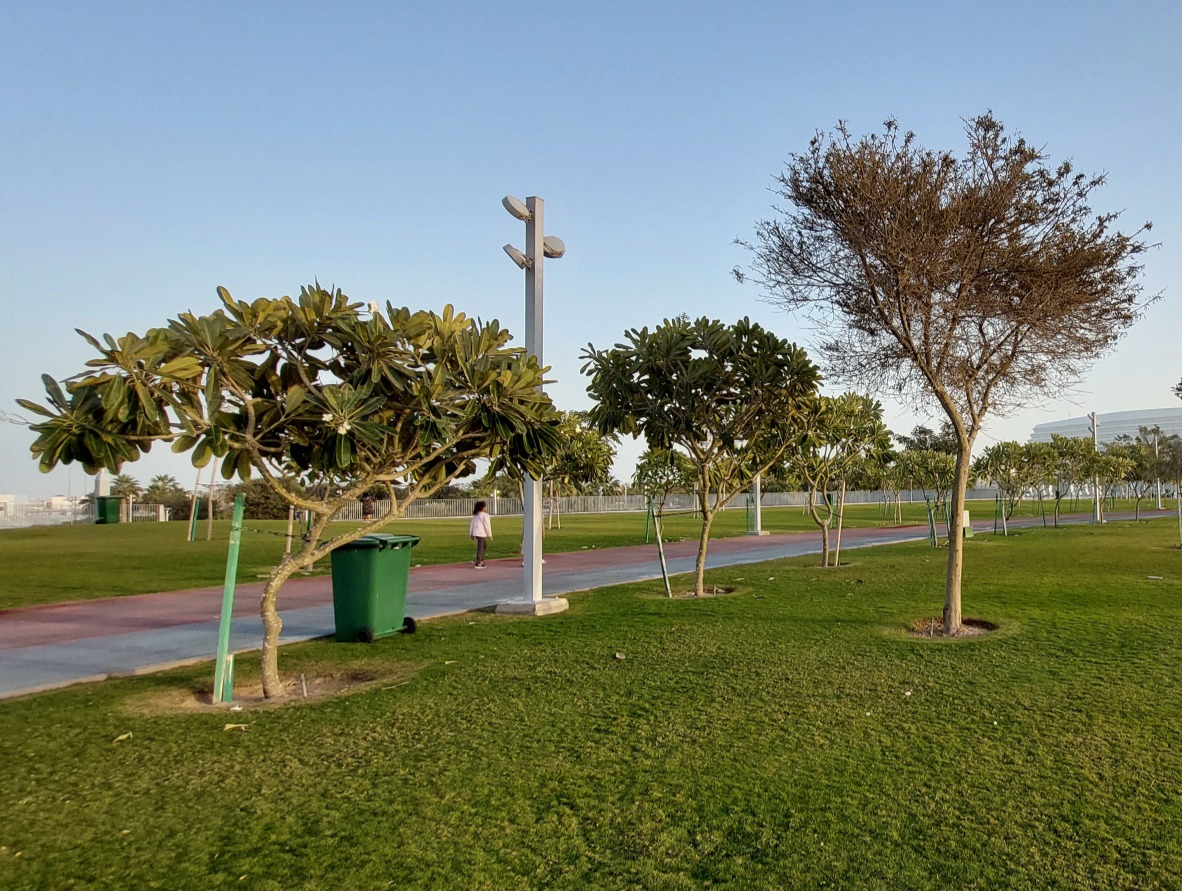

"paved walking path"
[1,511,1171,699]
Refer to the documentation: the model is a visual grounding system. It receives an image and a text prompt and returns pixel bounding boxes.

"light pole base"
[745,530,770,536]
[495,597,569,617]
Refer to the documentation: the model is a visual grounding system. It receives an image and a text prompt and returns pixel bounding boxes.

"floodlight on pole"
[542,235,566,259]
[497,194,569,617]
[502,244,530,269]
[502,194,532,221]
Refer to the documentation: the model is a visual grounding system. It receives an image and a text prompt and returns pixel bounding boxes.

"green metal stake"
[926,505,936,547]
[213,493,246,704]
[188,500,201,543]
[644,496,653,544]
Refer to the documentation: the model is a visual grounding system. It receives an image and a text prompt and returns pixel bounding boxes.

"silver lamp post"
[497,195,569,616]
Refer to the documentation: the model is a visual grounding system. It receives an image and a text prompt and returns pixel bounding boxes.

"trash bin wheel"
[402,616,417,635]
[356,627,375,644]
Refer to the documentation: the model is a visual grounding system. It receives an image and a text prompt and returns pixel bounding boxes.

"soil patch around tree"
[665,585,738,599]
[907,617,999,639]
[123,662,428,715]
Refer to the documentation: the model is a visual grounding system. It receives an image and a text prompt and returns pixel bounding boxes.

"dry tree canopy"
[738,113,1156,429]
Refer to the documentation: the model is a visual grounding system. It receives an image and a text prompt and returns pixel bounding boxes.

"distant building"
[1030,408,1182,446]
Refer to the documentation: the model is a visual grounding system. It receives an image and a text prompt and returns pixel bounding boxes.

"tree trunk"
[942,444,973,635]
[259,560,300,698]
[693,510,716,596]
[806,485,830,566]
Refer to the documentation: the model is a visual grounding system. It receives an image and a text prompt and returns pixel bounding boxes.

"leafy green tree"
[583,316,819,595]
[739,113,1153,633]
[1091,450,1135,522]
[109,473,142,499]
[1023,441,1058,527]
[782,392,891,566]
[972,441,1053,532]
[1048,434,1095,523]
[544,411,617,527]
[1159,435,1182,546]
[145,474,181,498]
[21,284,561,697]
[142,474,191,520]
[225,478,307,520]
[896,449,958,544]
[1108,433,1158,519]
[632,447,697,520]
[894,422,959,455]
[550,411,616,494]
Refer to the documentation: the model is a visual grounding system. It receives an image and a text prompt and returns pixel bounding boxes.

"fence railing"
[328,488,1005,522]
[0,500,174,529]
[0,503,94,529]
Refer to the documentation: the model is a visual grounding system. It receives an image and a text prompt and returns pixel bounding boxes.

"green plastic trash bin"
[330,534,419,642]
[95,496,122,524]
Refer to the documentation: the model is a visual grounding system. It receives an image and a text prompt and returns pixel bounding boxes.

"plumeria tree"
[632,447,697,522]
[782,392,892,566]
[583,316,819,595]
[896,449,958,545]
[21,284,562,697]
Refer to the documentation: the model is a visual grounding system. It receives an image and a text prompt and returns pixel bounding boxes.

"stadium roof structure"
[1029,408,1182,446]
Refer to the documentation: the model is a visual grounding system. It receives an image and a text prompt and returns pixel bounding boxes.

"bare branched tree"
[737,113,1155,634]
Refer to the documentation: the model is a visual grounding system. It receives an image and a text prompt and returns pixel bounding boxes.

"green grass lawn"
[3,522,1181,888]
[2,497,1164,610]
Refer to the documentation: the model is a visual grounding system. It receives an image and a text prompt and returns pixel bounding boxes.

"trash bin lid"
[336,533,419,550]
[336,535,385,550]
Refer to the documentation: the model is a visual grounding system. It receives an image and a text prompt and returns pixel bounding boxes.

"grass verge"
[3,498,1163,610]
[2,521,1181,888]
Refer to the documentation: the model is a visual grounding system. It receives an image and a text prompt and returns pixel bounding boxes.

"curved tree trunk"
[259,561,298,697]
[693,510,716,596]
[259,532,325,698]
[806,485,830,566]
[942,445,973,635]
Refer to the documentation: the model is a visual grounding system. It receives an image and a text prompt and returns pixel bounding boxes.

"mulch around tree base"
[907,617,998,638]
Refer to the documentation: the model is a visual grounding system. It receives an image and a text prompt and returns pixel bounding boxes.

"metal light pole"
[1089,411,1101,524]
[498,195,569,616]
[748,473,768,536]
[1154,429,1163,510]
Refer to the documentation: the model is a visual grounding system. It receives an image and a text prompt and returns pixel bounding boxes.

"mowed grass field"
[0,497,1154,610]
[2,521,1181,888]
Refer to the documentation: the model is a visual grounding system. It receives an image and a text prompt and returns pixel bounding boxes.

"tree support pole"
[213,494,246,704]
[654,513,672,598]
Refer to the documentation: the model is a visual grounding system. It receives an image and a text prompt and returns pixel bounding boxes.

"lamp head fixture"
[542,235,566,259]
[502,195,532,221]
[503,244,531,269]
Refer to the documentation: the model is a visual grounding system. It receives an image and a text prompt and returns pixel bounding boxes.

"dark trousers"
[474,537,487,565]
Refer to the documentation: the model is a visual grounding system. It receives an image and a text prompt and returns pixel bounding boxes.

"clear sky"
[3,1,1179,499]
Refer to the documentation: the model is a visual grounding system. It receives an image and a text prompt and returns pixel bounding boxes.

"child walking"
[470,501,492,568]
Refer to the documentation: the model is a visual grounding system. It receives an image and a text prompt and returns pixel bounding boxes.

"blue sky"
[3,1,1179,498]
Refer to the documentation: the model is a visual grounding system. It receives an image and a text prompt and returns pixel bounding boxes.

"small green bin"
[330,533,419,642]
[95,495,122,524]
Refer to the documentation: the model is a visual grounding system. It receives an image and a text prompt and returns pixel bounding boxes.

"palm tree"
[145,475,183,503]
[110,474,143,499]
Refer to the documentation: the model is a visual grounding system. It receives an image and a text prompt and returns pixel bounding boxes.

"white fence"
[0,500,170,529]
[332,488,1003,522]
[0,503,93,529]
